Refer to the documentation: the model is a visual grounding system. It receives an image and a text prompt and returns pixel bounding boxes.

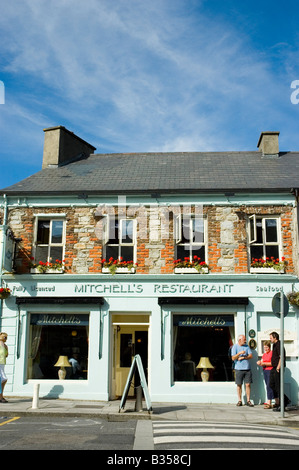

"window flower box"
[30,268,65,274]
[29,258,66,274]
[250,257,287,274]
[174,256,209,274]
[174,267,209,274]
[101,258,137,275]
[250,267,285,274]
[102,267,136,274]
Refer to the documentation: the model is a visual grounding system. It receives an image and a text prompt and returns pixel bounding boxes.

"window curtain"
[173,325,178,357]
[228,326,235,346]
[28,325,43,379]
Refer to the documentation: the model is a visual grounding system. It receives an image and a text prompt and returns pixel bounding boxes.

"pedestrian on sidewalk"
[0,332,8,403]
[257,340,274,408]
[269,332,291,412]
[231,334,254,407]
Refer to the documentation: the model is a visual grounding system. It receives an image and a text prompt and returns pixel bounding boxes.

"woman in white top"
[0,332,8,403]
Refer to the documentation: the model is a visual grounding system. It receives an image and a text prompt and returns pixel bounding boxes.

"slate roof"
[2,151,299,195]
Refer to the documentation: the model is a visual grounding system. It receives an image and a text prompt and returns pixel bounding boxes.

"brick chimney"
[257,131,280,157]
[42,126,96,169]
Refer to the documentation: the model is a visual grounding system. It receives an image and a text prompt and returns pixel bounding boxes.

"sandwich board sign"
[119,354,152,413]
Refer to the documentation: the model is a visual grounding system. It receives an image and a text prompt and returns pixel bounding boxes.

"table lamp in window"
[196,357,214,382]
[54,356,71,380]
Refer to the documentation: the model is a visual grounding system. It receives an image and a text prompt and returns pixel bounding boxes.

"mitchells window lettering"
[174,315,234,327]
[30,314,88,326]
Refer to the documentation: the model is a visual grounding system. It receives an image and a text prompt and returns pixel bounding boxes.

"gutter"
[291,188,299,276]
[0,194,8,326]
[1,187,296,197]
[0,193,8,273]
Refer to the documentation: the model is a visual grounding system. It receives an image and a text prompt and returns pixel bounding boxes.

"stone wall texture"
[4,204,297,275]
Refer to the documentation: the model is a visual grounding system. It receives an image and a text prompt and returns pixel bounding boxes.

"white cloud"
[0,0,299,188]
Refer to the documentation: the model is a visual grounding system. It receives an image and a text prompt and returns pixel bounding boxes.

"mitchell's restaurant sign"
[74,282,235,295]
[9,280,286,298]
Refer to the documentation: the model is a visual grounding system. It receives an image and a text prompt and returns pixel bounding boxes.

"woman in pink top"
[257,341,274,408]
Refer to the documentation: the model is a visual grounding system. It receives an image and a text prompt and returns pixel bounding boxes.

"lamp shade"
[54,356,71,368]
[196,357,214,369]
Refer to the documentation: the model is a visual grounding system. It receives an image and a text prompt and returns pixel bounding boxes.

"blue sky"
[1,0,299,189]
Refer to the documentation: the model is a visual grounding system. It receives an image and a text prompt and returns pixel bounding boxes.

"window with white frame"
[248,215,281,261]
[175,214,207,262]
[104,216,136,262]
[173,314,235,382]
[27,313,89,380]
[33,218,65,263]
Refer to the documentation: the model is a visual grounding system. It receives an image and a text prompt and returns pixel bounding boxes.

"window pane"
[181,219,191,243]
[51,221,63,243]
[120,334,132,367]
[249,217,255,242]
[250,245,263,260]
[106,246,119,260]
[177,245,191,259]
[35,246,49,263]
[108,219,118,243]
[173,322,235,382]
[256,219,263,243]
[27,322,89,380]
[37,220,50,245]
[50,246,63,262]
[192,218,204,243]
[265,219,278,243]
[191,246,205,262]
[265,245,279,259]
[121,220,134,243]
[120,246,134,261]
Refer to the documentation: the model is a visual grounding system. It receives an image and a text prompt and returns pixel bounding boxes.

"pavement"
[1,396,299,427]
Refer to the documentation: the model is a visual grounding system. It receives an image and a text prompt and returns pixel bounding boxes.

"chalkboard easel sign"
[119,354,152,414]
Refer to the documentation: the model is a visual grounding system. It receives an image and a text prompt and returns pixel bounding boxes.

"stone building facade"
[0,127,299,404]
[7,204,297,277]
